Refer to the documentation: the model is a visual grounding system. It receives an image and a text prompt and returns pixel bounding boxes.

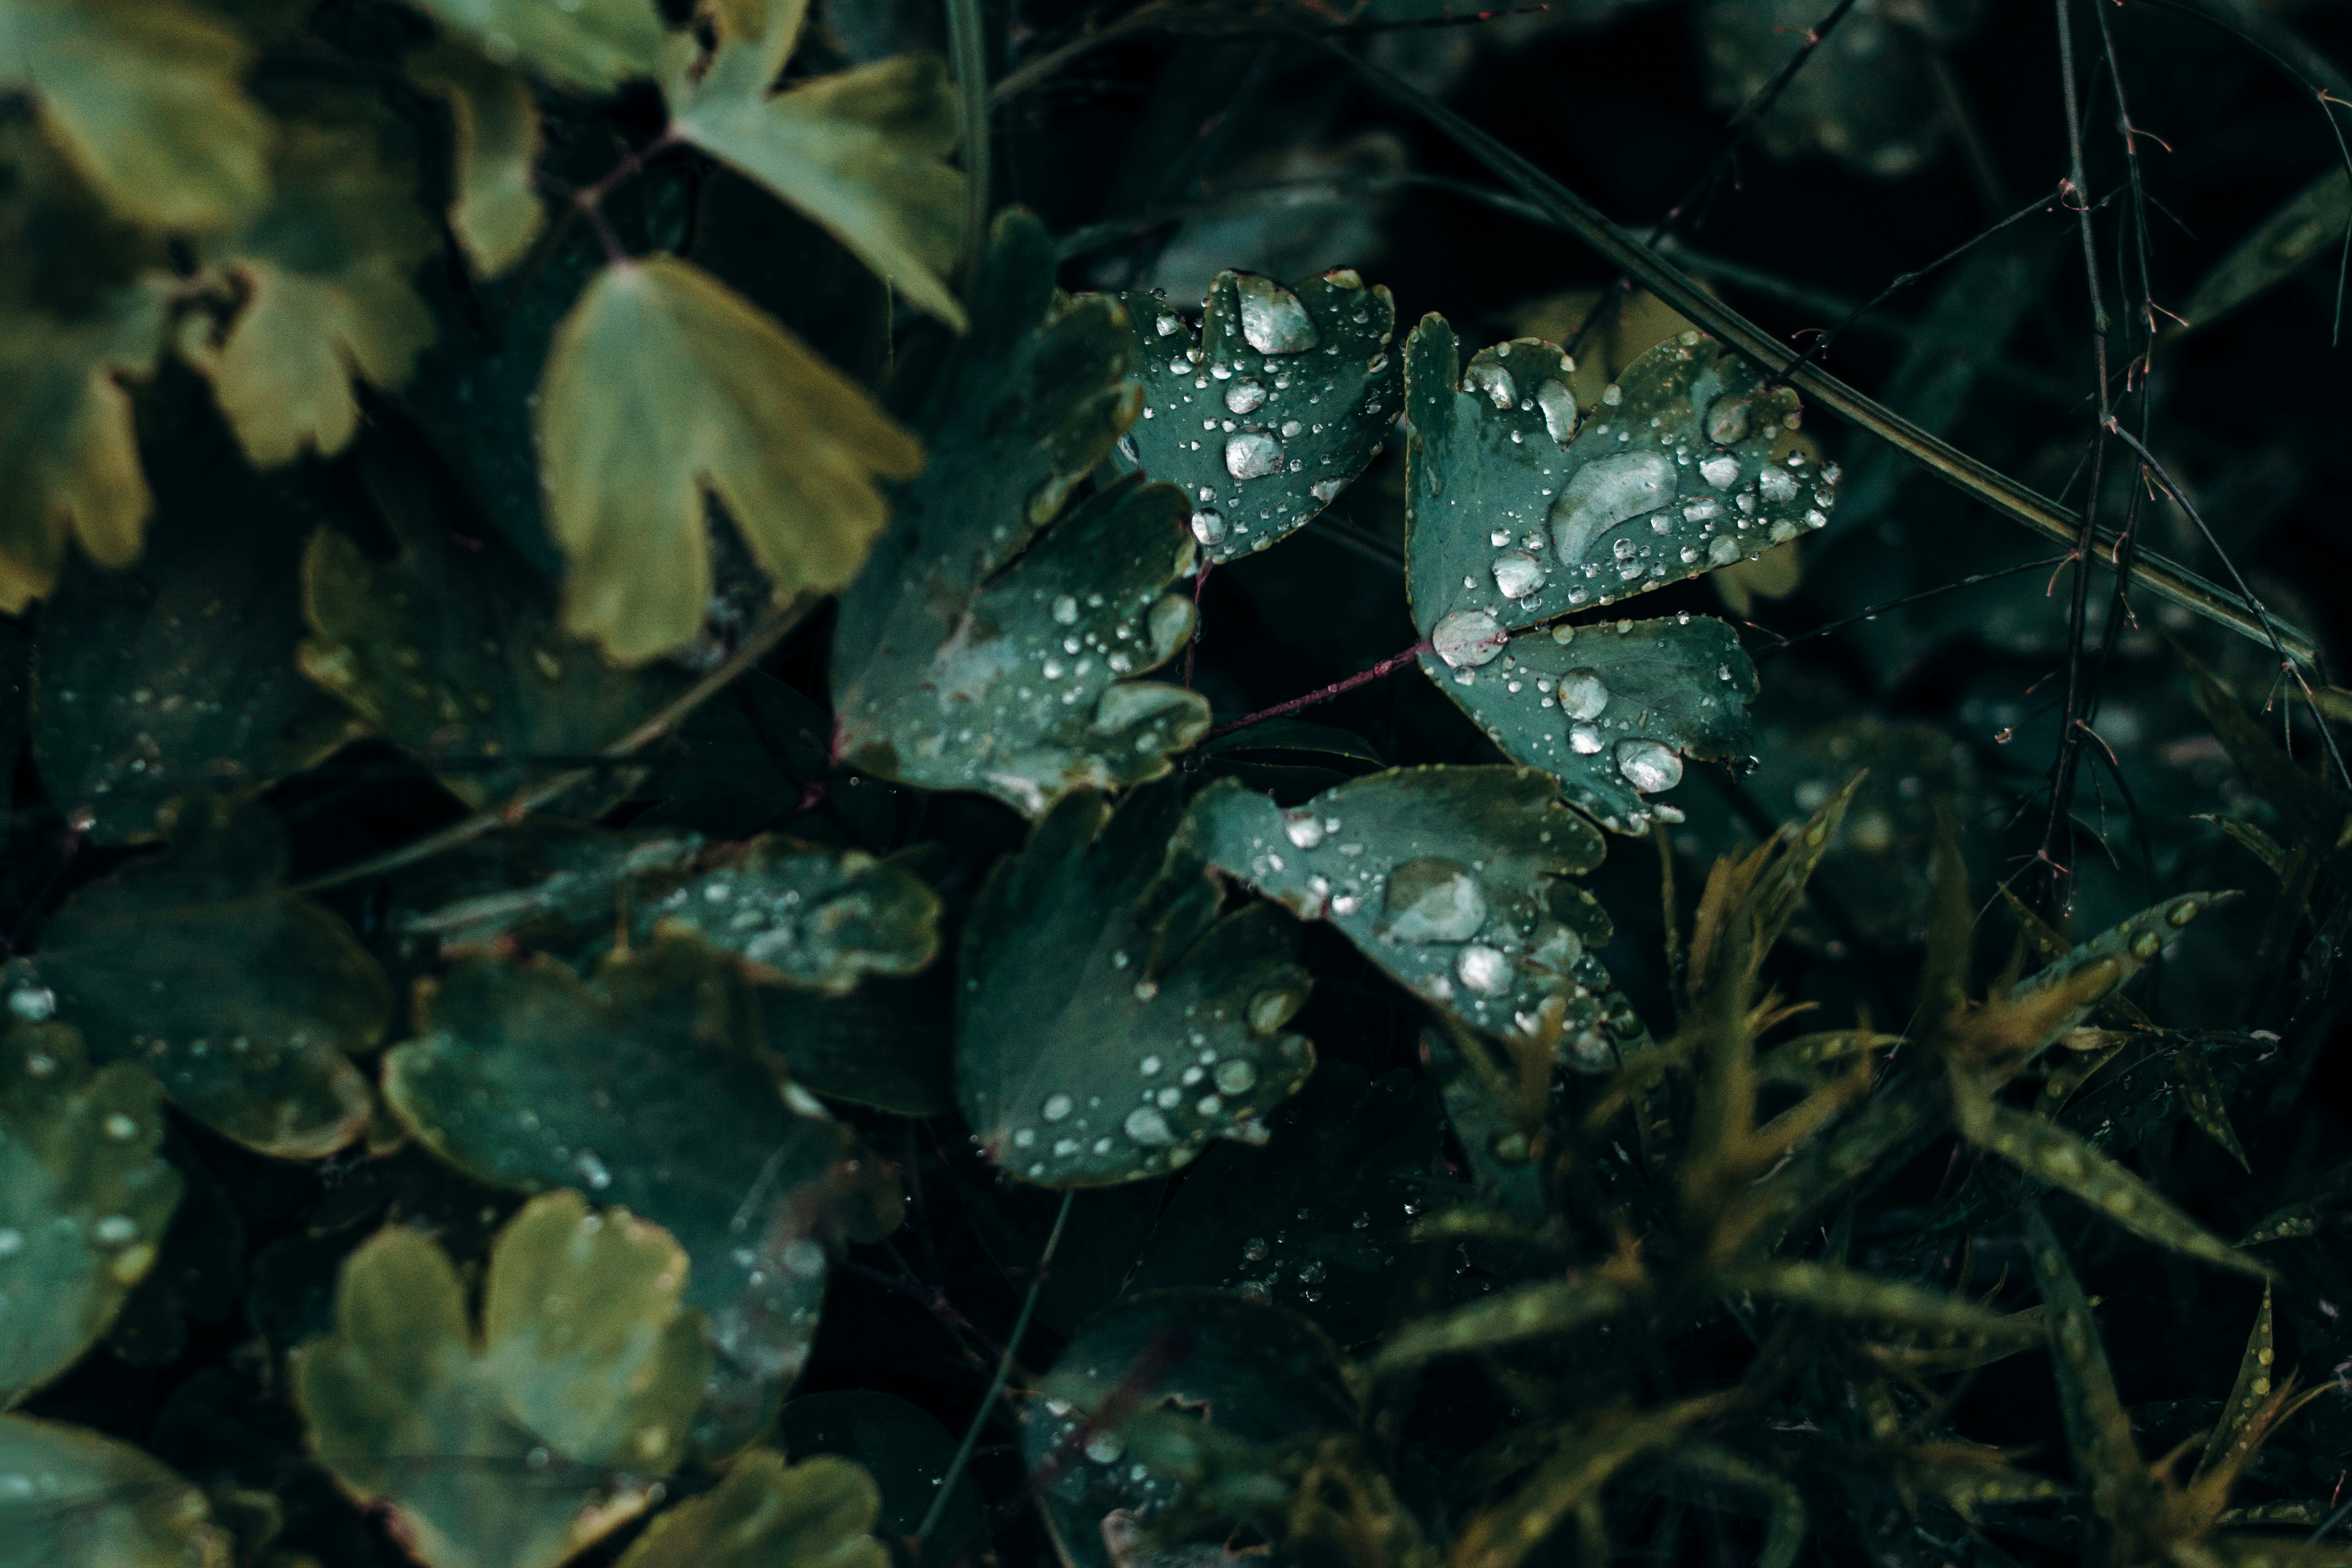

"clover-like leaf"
[385,935,902,1454]
[189,115,440,467]
[0,0,270,231]
[777,1392,986,1568]
[833,214,1210,816]
[33,394,367,840]
[1109,268,1401,561]
[293,1191,710,1568]
[1024,1292,1357,1568]
[666,39,965,329]
[26,796,387,1157]
[537,255,921,664]
[614,1449,889,1568]
[0,1023,182,1407]
[1182,765,1659,1065]
[958,782,1315,1187]
[408,0,666,95]
[298,438,688,810]
[1126,1064,1452,1345]
[0,1413,231,1568]
[408,42,546,279]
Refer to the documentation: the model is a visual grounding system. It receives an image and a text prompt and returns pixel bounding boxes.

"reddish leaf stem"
[1206,639,1432,741]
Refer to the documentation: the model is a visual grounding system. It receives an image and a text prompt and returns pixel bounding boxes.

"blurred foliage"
[4,2,2352,1568]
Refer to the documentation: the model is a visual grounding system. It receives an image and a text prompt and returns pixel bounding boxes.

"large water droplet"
[1705,395,1751,445]
[1707,533,1741,565]
[1052,594,1080,625]
[1124,1105,1176,1145]
[1224,379,1267,414]
[1384,857,1487,943]
[1569,722,1605,755]
[1535,379,1577,443]
[1615,739,1683,793]
[1283,813,1325,849]
[1225,432,1283,480]
[1214,1058,1257,1094]
[1237,276,1319,353]
[1431,608,1504,668]
[1556,669,1609,721]
[1464,362,1517,409]
[1699,454,1741,488]
[1456,944,1512,995]
[1043,1093,1074,1122]
[1491,553,1543,599]
[1191,507,1227,545]
[1550,452,1673,568]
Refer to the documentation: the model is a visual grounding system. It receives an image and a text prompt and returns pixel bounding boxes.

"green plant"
[5,3,2352,1568]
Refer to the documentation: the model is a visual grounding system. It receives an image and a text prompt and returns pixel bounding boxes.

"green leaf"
[957,783,1315,1188]
[2181,649,2346,851]
[1643,1446,1806,1568]
[760,975,955,1116]
[2021,1202,2161,1554]
[189,114,441,467]
[27,796,387,1157]
[297,443,690,812]
[291,1191,710,1568]
[32,391,366,841]
[667,46,966,328]
[2196,814,2288,880]
[1107,267,1402,562]
[407,42,546,279]
[2172,1038,2251,1172]
[407,0,667,95]
[2179,166,2351,334]
[384,935,900,1454]
[0,1413,230,1568]
[2239,1201,2330,1245]
[0,1022,182,1407]
[0,0,270,231]
[1180,766,1654,1065]
[1024,1292,1356,1568]
[1454,1399,1722,1568]
[1697,0,1962,180]
[613,1449,889,1568]
[1367,1275,1632,1375]
[2196,1284,2277,1484]
[1125,1064,1451,1345]
[778,1391,986,1568]
[536,254,922,664]
[1713,1262,2008,1339]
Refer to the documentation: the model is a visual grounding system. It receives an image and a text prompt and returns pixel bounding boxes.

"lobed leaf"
[536,255,921,664]
[0,1022,182,1407]
[776,1390,987,1568]
[408,42,546,279]
[613,1449,889,1568]
[957,782,1316,1188]
[407,0,666,95]
[1109,267,1402,562]
[0,1413,230,1568]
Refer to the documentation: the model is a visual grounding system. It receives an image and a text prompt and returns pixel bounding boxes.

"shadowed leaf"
[408,43,545,278]
[2022,1202,2160,1556]
[0,1414,230,1568]
[614,1449,888,1568]
[408,0,666,94]
[2178,167,2351,334]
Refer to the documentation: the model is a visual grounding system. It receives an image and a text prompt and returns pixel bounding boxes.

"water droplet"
[1569,723,1605,755]
[1556,669,1609,721]
[1249,988,1300,1032]
[1310,477,1345,503]
[1708,533,1741,565]
[103,1113,139,1141]
[1237,276,1319,353]
[1535,379,1577,443]
[1190,507,1228,546]
[1242,1236,1270,1262]
[2130,930,2162,960]
[0,1228,22,1258]
[1491,552,1544,599]
[1052,594,1080,625]
[1464,362,1517,409]
[574,1150,612,1190]
[1140,1054,1162,1076]
[1224,379,1267,414]
[94,1215,136,1245]
[1615,739,1683,793]
[1705,396,1752,445]
[1225,432,1283,480]
[6,987,54,1022]
[1551,452,1673,567]
[1431,608,1504,668]
[1384,857,1487,943]
[1124,1106,1176,1145]
[2168,900,2202,928]
[1085,1432,1127,1464]
[1456,944,1512,995]
[1214,1058,1257,1094]
[1700,454,1741,488]
[1043,1093,1074,1122]
[1284,813,1325,849]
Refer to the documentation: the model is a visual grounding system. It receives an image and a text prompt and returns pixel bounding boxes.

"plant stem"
[1207,640,1431,740]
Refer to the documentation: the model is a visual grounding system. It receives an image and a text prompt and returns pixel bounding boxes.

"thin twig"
[1206,640,1432,739]
[1748,555,2071,660]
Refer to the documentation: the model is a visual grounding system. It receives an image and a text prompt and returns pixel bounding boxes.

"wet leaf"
[407,42,545,279]
[292,1191,710,1568]
[777,1391,985,1568]
[407,0,666,94]
[1108,268,1402,562]
[1714,1262,2008,1338]
[298,441,689,811]
[1126,1064,1452,1345]
[189,115,441,467]
[0,0,270,231]
[1182,765,1654,1066]
[28,796,387,1157]
[1366,1274,1632,1375]
[614,1449,888,1568]
[1452,1398,1723,1568]
[384,935,901,1454]
[0,1413,231,1568]
[666,39,965,329]
[2238,1202,2330,1246]
[2196,815,2288,880]
[2179,167,2351,334]
[2181,649,2344,851]
[2196,1285,2277,1485]
[957,782,1315,1188]
[0,1022,182,1406]
[2022,1202,2161,1553]
[2172,1039,2250,1172]
[1951,892,2232,1072]
[539,255,920,664]
[1643,1446,1806,1568]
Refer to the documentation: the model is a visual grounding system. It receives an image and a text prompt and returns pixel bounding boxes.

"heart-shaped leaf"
[613,1448,889,1568]
[26,796,388,1158]
[292,1191,709,1568]
[958,782,1315,1187]
[1180,765,1651,1065]
[0,1413,231,1568]
[384,934,902,1454]
[0,1022,182,1406]
[833,214,1210,817]
[1108,268,1401,561]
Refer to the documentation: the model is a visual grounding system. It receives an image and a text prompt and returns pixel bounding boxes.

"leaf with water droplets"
[383,934,902,1458]
[1126,1065,1452,1346]
[958,782,1315,1188]
[1367,1274,1632,1376]
[1714,1262,2009,1339]
[297,438,690,812]
[1180,765,1655,1067]
[292,1191,710,1568]
[27,796,387,1158]
[407,42,546,279]
[0,1413,231,1568]
[0,1023,182,1407]
[2238,1200,2333,1246]
[406,0,666,94]
[834,214,1208,816]
[613,1448,889,1568]
[1108,268,1401,563]
[1023,1292,1356,1568]
[2021,1202,2161,1554]
[2197,1285,2278,1485]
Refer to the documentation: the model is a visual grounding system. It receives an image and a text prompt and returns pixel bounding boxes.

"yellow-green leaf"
[0,0,271,231]
[2022,1203,2161,1553]
[614,1450,887,1568]
[0,1413,232,1568]
[409,0,667,95]
[192,116,439,465]
[408,42,545,278]
[2196,1284,2278,1485]
[536,255,921,664]
[1368,1276,1630,1375]
[667,46,966,328]
[1715,1261,2008,1339]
